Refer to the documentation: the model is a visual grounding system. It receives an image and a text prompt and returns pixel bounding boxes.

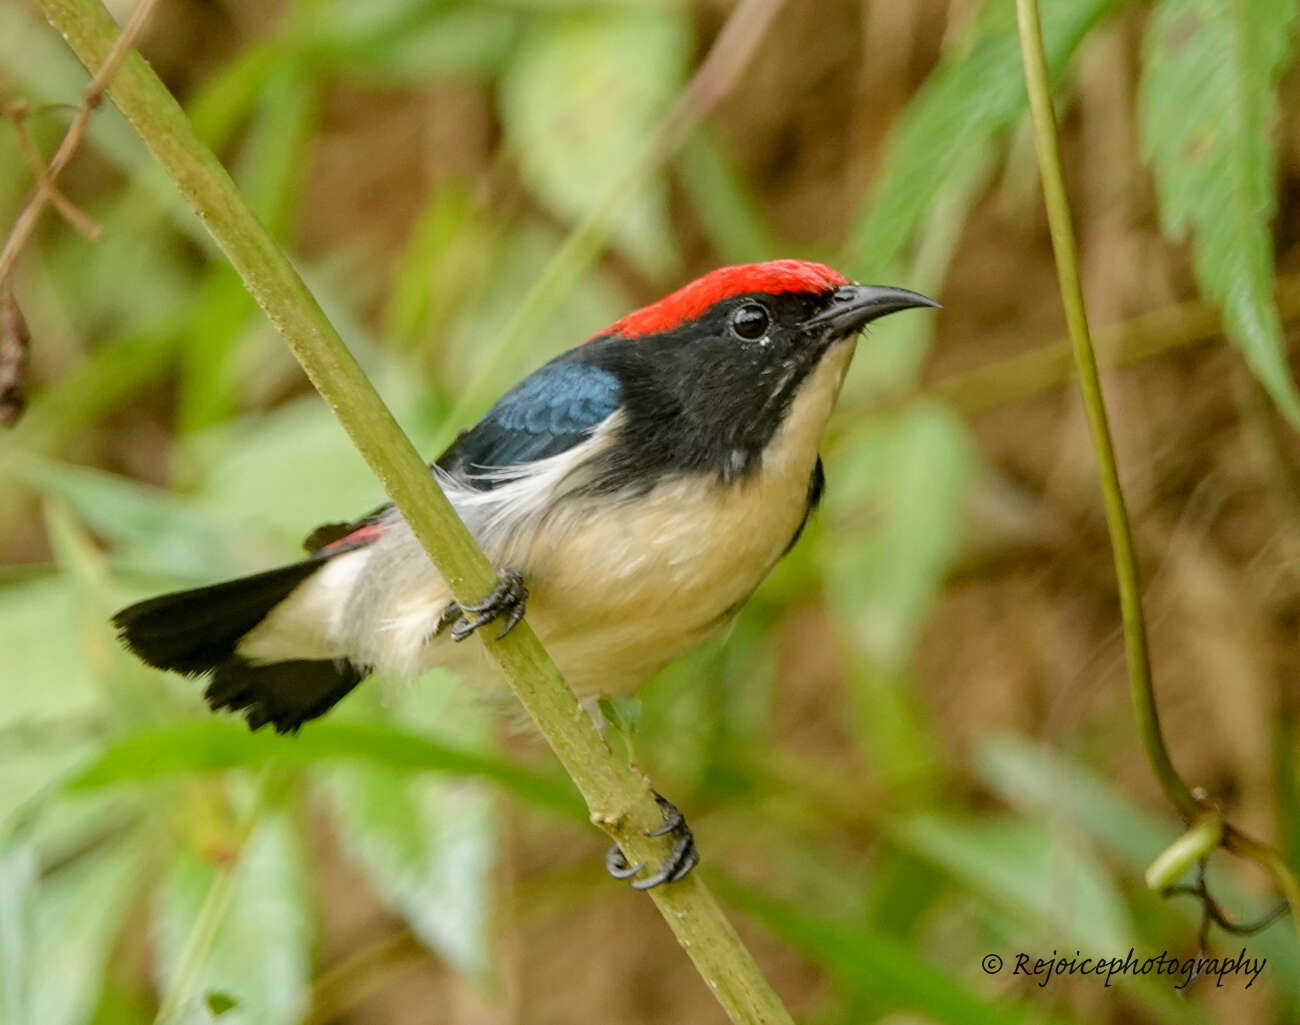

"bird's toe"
[605,793,699,890]
[433,568,529,643]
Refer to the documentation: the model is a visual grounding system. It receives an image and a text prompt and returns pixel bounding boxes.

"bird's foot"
[604,793,699,890]
[433,568,528,642]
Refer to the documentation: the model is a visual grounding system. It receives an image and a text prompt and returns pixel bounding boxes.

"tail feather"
[113,561,324,674]
[205,656,365,733]
[113,558,369,733]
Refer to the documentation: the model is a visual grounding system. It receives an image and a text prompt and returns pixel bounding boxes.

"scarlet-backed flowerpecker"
[114,259,937,885]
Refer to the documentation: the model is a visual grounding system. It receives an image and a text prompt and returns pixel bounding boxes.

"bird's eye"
[729,303,769,340]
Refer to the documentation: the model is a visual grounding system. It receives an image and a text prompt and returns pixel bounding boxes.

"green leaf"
[635,617,774,793]
[18,458,253,580]
[675,130,780,265]
[305,0,522,81]
[315,675,501,980]
[9,831,146,1025]
[0,844,37,1025]
[85,984,152,1025]
[192,396,387,541]
[46,201,194,336]
[1139,0,1300,426]
[841,144,996,398]
[321,765,498,981]
[173,271,258,436]
[0,742,98,847]
[44,499,194,730]
[716,875,1060,1025]
[67,718,580,817]
[823,401,975,670]
[152,814,311,1025]
[847,0,1121,279]
[822,402,973,780]
[884,814,1216,1024]
[178,70,319,435]
[596,695,641,736]
[204,992,237,1016]
[974,735,1172,867]
[234,71,318,240]
[435,219,630,418]
[0,577,99,729]
[186,41,285,149]
[384,179,492,348]
[890,812,1131,951]
[499,10,689,276]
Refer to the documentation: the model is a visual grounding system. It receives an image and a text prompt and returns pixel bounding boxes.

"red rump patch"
[318,522,383,555]
[600,260,849,339]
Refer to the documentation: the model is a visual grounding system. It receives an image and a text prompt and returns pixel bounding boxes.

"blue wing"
[436,359,621,488]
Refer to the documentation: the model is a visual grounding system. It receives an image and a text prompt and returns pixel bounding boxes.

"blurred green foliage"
[2,0,1298,1023]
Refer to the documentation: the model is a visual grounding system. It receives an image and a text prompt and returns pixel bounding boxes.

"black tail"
[113,560,366,733]
[203,656,365,733]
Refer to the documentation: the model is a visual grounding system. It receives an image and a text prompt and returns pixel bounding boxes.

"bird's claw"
[434,569,528,642]
[605,793,699,890]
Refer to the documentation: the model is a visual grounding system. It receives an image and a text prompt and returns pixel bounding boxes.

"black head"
[572,261,937,491]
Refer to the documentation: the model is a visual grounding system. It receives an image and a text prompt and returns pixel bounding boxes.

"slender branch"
[0,0,158,285]
[1015,0,1300,930]
[32,2,797,1021]
[1,98,101,240]
[0,0,156,430]
[1015,0,1197,821]
[1167,866,1290,937]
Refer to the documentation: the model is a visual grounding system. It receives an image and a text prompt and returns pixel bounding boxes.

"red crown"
[602,260,849,339]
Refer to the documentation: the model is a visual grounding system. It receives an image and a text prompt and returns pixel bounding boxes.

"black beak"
[803,284,940,336]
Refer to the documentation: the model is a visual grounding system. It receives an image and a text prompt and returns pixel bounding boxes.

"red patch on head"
[599,260,849,339]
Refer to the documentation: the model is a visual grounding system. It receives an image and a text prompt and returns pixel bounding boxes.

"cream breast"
[519,339,855,692]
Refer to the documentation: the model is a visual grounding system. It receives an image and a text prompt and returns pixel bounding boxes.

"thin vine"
[1015,0,1300,934]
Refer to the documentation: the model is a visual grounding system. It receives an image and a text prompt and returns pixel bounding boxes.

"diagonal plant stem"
[153,773,270,1025]
[31,1,797,1021]
[1015,0,1300,926]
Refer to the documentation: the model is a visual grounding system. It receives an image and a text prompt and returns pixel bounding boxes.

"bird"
[113,259,937,887]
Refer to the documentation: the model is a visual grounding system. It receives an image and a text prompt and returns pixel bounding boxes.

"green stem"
[1015,0,1300,927]
[33,2,796,1021]
[1014,0,1198,822]
[154,865,239,1024]
[154,774,269,1024]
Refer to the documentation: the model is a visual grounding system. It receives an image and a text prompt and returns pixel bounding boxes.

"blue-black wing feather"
[302,359,622,547]
[436,359,621,488]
